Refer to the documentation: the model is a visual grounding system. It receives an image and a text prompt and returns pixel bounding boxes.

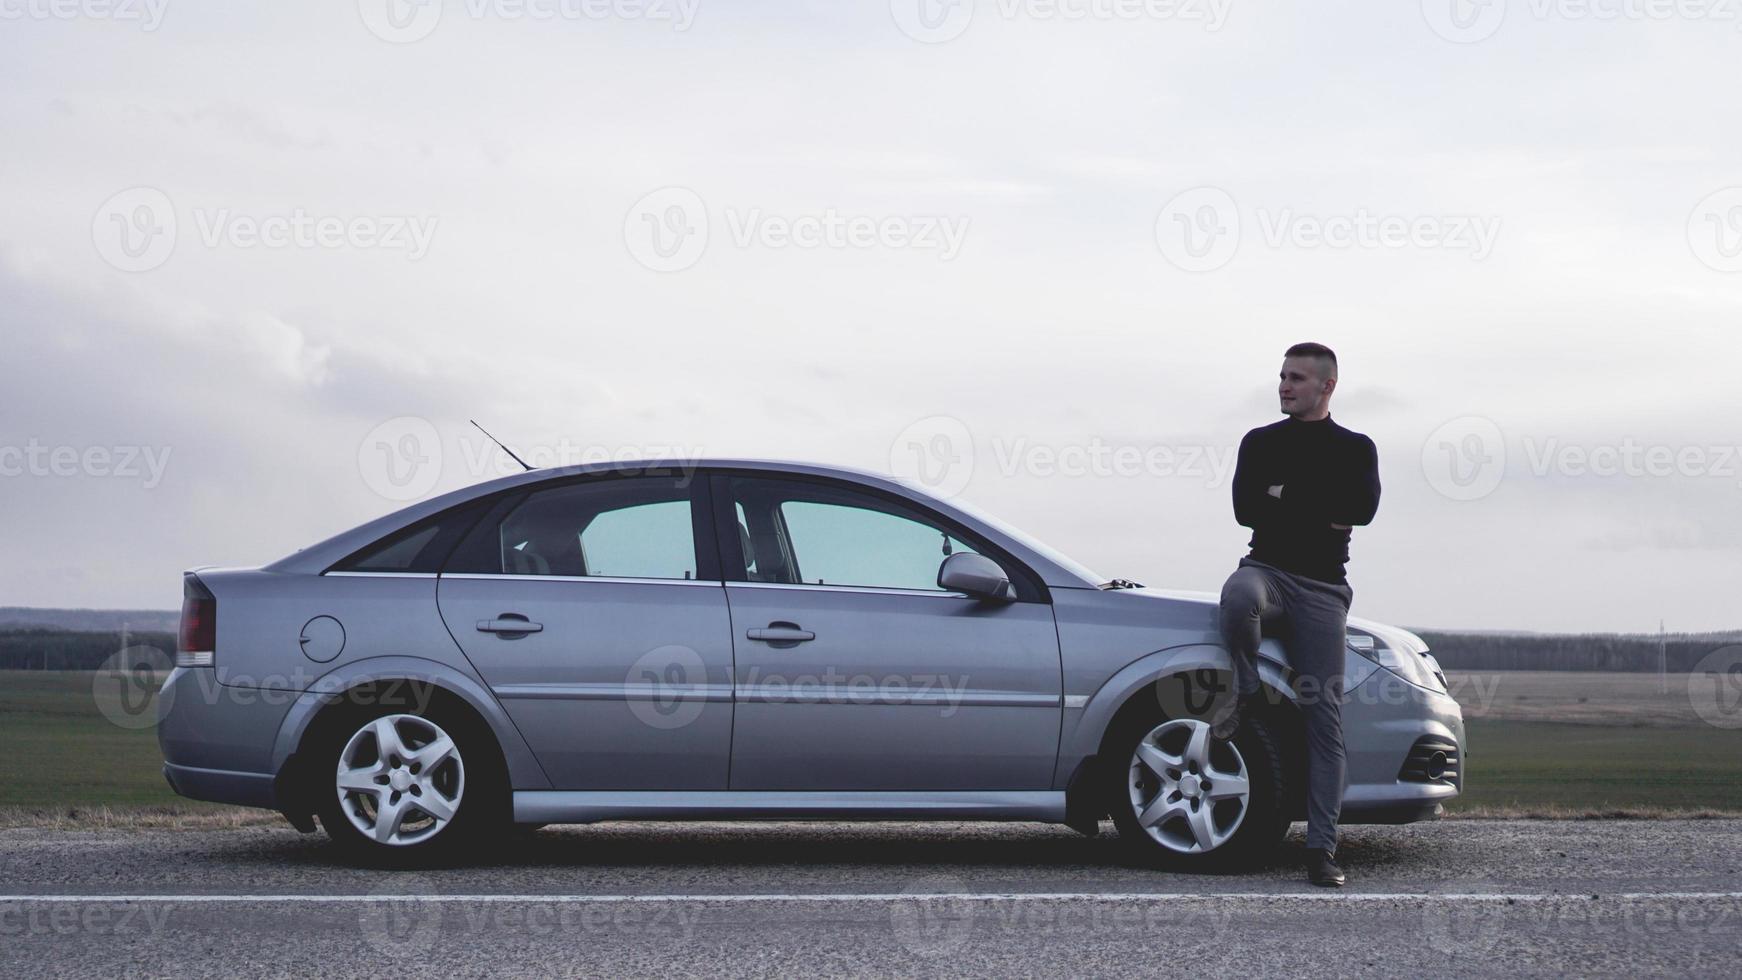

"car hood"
[1122,585,1431,656]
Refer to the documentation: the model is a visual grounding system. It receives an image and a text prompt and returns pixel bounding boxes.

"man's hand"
[1267,484,1284,499]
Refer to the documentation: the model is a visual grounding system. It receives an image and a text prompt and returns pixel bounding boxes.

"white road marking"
[1,891,1740,904]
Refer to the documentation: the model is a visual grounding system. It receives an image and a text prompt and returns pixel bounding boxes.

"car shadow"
[207,820,1422,878]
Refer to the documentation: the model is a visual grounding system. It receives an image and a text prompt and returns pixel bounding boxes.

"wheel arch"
[270,657,551,823]
[1060,644,1306,824]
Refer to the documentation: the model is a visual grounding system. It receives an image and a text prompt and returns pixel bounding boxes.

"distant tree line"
[1416,630,1742,673]
[0,628,177,670]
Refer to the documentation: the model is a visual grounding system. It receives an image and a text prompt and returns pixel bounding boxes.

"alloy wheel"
[336,714,465,846]
[1126,718,1251,854]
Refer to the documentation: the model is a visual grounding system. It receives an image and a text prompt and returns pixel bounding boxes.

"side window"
[330,498,491,574]
[729,477,976,591]
[448,477,699,580]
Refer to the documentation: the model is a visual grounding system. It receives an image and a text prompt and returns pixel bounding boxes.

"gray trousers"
[1217,557,1354,853]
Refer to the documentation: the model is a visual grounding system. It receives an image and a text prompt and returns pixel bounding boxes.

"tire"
[1105,702,1288,871]
[309,691,507,869]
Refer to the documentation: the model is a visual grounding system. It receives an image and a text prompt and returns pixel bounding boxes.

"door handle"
[477,615,543,636]
[746,623,815,644]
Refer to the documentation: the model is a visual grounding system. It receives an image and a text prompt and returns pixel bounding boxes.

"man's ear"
[1322,376,1338,397]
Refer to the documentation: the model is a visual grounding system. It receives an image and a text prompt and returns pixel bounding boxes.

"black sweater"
[1232,416,1380,585]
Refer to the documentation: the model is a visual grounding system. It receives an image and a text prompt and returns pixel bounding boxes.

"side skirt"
[513,791,1067,824]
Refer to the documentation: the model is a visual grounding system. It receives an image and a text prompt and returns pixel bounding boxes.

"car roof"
[262,457,1103,588]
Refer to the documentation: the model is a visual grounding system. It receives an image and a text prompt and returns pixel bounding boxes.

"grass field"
[1,670,1739,826]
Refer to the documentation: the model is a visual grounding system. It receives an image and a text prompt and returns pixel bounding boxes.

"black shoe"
[1305,848,1346,887]
[1210,693,1254,741]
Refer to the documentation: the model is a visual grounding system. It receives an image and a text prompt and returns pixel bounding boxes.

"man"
[1211,342,1380,888]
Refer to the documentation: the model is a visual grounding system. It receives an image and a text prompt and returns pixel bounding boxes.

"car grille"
[1398,736,1460,788]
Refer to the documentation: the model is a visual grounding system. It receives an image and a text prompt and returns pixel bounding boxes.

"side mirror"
[937,552,1017,602]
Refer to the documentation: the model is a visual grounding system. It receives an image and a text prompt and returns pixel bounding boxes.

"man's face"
[1278,355,1334,418]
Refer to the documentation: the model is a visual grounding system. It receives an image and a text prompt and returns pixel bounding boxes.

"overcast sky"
[2,1,1739,632]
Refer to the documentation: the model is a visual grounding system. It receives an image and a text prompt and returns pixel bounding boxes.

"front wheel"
[1106,710,1288,870]
[312,702,504,868]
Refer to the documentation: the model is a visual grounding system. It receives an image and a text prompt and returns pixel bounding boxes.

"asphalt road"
[2,819,1739,977]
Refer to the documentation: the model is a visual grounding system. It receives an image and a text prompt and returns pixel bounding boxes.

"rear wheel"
[311,697,505,868]
[1107,707,1288,870]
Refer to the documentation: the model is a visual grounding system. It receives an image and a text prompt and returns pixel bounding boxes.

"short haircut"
[1284,342,1338,380]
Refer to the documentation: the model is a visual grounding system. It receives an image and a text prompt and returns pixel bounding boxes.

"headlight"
[1348,630,1446,693]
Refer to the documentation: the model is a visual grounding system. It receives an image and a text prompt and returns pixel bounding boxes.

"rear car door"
[436,472,733,790]
[715,472,1063,792]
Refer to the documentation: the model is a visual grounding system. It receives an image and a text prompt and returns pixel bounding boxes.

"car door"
[715,472,1062,792]
[436,472,734,790]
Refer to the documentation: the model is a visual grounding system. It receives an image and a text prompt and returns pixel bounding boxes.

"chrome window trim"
[322,571,439,579]
[440,573,723,586]
[726,581,973,600]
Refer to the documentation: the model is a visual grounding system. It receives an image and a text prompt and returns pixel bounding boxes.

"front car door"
[436,472,734,790]
[714,472,1062,792]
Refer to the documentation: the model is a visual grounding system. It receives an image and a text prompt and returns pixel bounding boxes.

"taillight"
[178,574,216,668]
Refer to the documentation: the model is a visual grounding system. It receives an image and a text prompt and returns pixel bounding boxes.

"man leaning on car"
[1211,342,1381,888]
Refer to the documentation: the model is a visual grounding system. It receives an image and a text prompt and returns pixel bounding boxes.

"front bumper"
[1338,668,1465,825]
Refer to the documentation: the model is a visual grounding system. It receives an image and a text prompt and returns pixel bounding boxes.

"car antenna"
[470,419,534,471]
